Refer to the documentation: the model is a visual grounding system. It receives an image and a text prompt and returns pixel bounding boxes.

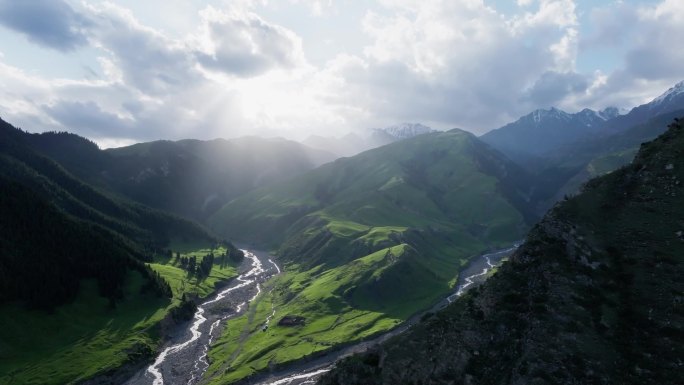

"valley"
[1,2,683,384]
[201,129,532,384]
[319,118,684,385]
[0,241,242,385]
[1,80,682,385]
[125,249,280,385]
[231,244,519,385]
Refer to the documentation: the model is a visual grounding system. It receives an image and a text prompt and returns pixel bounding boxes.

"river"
[124,250,280,385]
[124,244,516,385]
[240,243,520,385]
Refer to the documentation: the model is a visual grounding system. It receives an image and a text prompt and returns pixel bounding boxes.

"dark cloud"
[89,7,199,96]
[523,71,590,106]
[580,4,639,49]
[625,46,684,81]
[43,100,133,136]
[0,0,90,51]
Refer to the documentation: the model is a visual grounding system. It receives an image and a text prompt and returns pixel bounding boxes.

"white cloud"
[0,0,682,143]
[194,6,308,77]
[0,1,326,142]
[564,0,684,110]
[320,0,584,131]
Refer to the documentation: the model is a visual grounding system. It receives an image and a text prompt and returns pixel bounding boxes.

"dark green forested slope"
[0,177,170,309]
[0,119,214,251]
[23,125,334,221]
[0,119,242,384]
[320,118,684,385]
[0,119,213,310]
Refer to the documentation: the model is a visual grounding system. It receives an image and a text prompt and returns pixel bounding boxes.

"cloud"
[623,0,684,81]
[0,0,683,144]
[0,0,90,51]
[194,6,307,77]
[524,71,590,106]
[567,0,684,110]
[84,3,200,96]
[317,0,582,131]
[43,100,134,136]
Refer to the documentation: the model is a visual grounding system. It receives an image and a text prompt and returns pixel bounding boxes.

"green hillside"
[320,118,684,385]
[210,129,534,249]
[27,130,334,221]
[0,119,243,384]
[203,129,535,383]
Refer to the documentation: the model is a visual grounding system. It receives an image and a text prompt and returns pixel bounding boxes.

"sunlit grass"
[0,241,239,385]
[203,244,461,384]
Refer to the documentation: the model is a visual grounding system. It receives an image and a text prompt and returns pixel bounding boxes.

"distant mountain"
[482,81,684,168]
[303,123,436,157]
[480,107,617,165]
[203,129,536,383]
[26,133,335,221]
[211,129,535,251]
[373,122,435,140]
[480,81,684,216]
[531,109,684,212]
[320,117,684,385]
[602,80,684,135]
[302,132,369,157]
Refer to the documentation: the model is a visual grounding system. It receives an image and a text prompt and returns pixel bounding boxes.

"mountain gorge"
[200,129,536,383]
[320,117,684,385]
[2,79,683,385]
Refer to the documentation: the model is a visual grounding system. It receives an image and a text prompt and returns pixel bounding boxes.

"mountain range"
[25,133,334,221]
[480,107,620,165]
[303,122,436,157]
[320,116,684,385]
[481,81,684,168]
[202,129,534,383]
[1,80,683,385]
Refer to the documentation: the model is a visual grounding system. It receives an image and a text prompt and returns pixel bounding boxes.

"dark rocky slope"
[319,118,684,385]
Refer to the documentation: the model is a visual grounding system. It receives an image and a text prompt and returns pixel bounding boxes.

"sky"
[0,0,682,147]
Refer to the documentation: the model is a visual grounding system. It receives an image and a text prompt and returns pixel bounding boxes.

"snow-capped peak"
[597,106,627,120]
[528,107,571,124]
[376,123,435,140]
[652,80,684,106]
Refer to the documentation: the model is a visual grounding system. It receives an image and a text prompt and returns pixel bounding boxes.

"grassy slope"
[210,130,526,251]
[0,274,168,385]
[0,243,238,385]
[204,130,531,383]
[320,118,684,385]
[205,245,415,383]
